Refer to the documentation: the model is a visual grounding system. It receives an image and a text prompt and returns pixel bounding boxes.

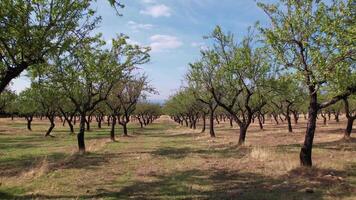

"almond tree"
[187,61,219,137]
[16,88,40,131]
[107,74,155,138]
[199,26,270,145]
[259,0,356,166]
[47,36,130,153]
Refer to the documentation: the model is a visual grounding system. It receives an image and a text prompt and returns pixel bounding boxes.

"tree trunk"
[77,113,86,154]
[138,118,143,128]
[238,125,247,146]
[286,115,292,133]
[26,116,33,131]
[68,121,74,134]
[123,123,128,136]
[45,116,55,137]
[343,98,354,140]
[344,117,354,139]
[258,115,263,130]
[321,114,327,125]
[97,117,102,129]
[201,114,206,133]
[300,92,318,167]
[209,111,215,137]
[273,114,279,125]
[229,117,233,127]
[292,111,299,124]
[110,115,117,141]
[335,112,340,122]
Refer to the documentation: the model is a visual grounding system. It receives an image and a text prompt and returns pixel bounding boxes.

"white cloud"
[140,4,171,18]
[126,38,141,46]
[128,21,153,32]
[141,0,156,4]
[191,42,208,50]
[149,34,183,52]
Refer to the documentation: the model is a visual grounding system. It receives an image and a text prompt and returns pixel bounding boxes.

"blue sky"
[11,0,274,102]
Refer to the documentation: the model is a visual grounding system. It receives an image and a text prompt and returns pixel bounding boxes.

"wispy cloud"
[128,21,153,32]
[191,42,208,50]
[149,34,183,52]
[141,0,156,4]
[140,4,171,18]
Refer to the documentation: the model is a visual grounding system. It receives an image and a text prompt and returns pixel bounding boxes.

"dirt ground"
[0,115,355,199]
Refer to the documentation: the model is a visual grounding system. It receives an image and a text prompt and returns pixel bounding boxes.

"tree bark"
[238,125,247,146]
[85,117,90,131]
[77,113,86,154]
[209,111,215,137]
[123,123,128,136]
[45,115,55,137]
[258,114,263,130]
[25,116,33,131]
[110,115,117,141]
[300,92,318,167]
[286,115,292,133]
[343,98,355,139]
[201,113,206,133]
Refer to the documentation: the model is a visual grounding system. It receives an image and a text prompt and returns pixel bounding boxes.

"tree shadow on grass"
[276,137,356,152]
[3,167,354,200]
[0,151,114,178]
[151,146,250,160]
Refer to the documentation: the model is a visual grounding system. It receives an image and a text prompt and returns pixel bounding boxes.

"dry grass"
[0,115,355,199]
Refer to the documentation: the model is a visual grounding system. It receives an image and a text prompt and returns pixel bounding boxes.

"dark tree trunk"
[45,116,55,137]
[300,92,318,167]
[77,113,86,154]
[238,125,247,146]
[26,116,33,131]
[344,117,354,139]
[209,111,215,137]
[279,115,284,122]
[292,111,299,124]
[110,115,117,141]
[273,114,279,125]
[343,98,355,140]
[229,117,233,127]
[335,112,340,122]
[258,115,263,130]
[68,121,74,134]
[98,117,102,129]
[201,113,206,133]
[286,115,293,133]
[321,113,327,125]
[123,123,128,136]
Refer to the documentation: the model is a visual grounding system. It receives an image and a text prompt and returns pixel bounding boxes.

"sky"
[11,0,274,103]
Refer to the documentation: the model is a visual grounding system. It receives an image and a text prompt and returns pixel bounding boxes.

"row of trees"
[0,0,163,153]
[165,0,355,167]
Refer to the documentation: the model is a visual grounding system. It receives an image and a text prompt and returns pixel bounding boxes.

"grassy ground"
[0,115,355,200]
